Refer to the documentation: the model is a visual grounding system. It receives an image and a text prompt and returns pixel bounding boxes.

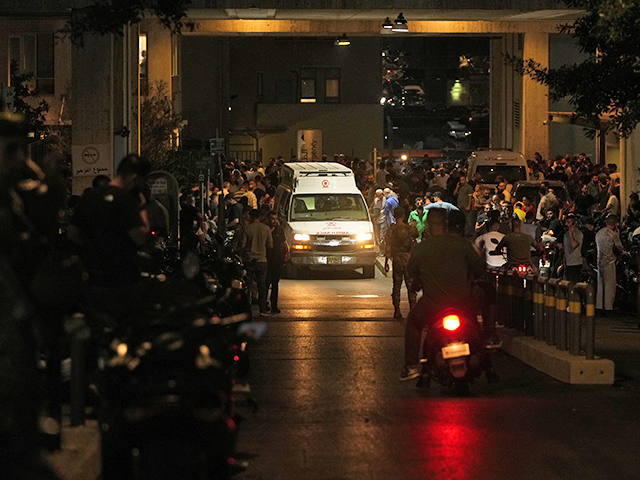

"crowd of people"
[174,151,632,323]
[370,152,633,318]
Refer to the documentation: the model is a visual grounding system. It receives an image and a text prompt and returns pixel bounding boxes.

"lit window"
[325,68,340,103]
[139,34,148,96]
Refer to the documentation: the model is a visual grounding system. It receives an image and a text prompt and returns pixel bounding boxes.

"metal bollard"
[546,279,559,346]
[505,272,516,328]
[568,287,582,355]
[524,274,536,336]
[583,283,596,360]
[513,274,526,332]
[555,281,571,351]
[496,273,508,326]
[536,276,549,342]
[65,312,91,426]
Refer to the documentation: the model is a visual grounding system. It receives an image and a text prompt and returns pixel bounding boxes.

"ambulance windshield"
[290,194,369,222]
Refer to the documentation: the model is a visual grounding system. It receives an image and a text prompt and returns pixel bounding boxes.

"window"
[324,68,340,103]
[139,34,148,96]
[290,194,369,222]
[300,68,316,103]
[9,34,55,95]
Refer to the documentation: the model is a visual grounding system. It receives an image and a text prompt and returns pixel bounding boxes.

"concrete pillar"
[522,33,550,162]
[490,34,522,152]
[71,31,139,194]
[621,130,640,215]
[71,34,114,194]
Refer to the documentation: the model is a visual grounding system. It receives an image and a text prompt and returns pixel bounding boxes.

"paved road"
[235,271,640,480]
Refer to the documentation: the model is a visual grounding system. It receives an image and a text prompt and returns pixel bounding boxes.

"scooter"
[416,307,496,395]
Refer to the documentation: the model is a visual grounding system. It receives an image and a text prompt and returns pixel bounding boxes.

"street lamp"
[392,13,408,33]
[335,34,350,46]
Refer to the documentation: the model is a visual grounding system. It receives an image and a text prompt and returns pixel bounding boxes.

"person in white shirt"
[595,215,624,312]
[474,219,506,268]
[369,189,387,247]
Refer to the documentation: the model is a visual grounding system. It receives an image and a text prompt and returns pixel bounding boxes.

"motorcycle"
[416,307,496,395]
[90,249,259,480]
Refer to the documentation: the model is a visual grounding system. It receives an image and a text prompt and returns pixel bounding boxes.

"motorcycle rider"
[492,218,541,272]
[400,208,485,381]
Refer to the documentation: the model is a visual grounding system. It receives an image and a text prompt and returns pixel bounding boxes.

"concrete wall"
[181,36,382,162]
[181,36,228,143]
[255,103,383,160]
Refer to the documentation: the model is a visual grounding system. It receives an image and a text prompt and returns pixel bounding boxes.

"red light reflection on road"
[408,399,484,480]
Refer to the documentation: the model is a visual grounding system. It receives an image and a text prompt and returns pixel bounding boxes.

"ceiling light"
[392,13,408,33]
[335,34,350,46]
[382,17,393,29]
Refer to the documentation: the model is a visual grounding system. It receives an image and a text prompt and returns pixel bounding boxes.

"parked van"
[467,149,529,188]
[273,162,377,278]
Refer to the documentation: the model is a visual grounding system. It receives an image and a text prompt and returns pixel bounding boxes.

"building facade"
[3,1,633,202]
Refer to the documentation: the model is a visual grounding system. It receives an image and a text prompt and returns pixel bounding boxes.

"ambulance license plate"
[327,256,342,265]
[442,343,470,359]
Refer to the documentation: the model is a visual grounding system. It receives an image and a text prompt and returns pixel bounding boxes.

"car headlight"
[357,233,373,242]
[294,233,310,241]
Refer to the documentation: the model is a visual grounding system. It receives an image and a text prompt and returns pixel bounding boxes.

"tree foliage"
[10,60,49,137]
[60,0,195,45]
[506,0,640,138]
[140,80,182,169]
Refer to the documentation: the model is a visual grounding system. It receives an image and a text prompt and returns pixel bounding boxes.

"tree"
[506,0,640,138]
[140,80,182,168]
[59,0,195,45]
[9,60,49,138]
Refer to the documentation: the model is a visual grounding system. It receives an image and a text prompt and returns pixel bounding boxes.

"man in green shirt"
[407,197,428,241]
[493,218,541,270]
[454,175,473,236]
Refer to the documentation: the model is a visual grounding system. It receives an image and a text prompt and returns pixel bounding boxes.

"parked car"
[446,120,471,140]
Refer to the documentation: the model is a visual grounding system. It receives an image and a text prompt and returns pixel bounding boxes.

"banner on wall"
[72,144,112,177]
[297,130,322,162]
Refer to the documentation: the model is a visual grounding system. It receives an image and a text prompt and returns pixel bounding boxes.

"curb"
[501,329,615,385]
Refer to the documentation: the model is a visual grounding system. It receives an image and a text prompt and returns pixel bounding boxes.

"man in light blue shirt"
[383,188,399,226]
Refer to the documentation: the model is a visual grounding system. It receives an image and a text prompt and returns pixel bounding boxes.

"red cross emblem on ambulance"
[321,179,330,188]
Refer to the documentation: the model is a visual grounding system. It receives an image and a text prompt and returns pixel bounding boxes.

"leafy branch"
[505,0,640,139]
[59,0,196,46]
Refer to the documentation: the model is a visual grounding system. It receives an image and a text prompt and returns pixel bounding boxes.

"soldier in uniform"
[384,206,419,319]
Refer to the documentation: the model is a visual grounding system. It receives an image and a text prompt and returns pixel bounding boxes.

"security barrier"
[496,270,599,359]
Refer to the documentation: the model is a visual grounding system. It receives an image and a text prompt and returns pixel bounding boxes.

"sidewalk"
[500,311,640,385]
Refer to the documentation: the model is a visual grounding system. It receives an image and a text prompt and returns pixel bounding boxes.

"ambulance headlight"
[356,233,373,242]
[294,233,310,241]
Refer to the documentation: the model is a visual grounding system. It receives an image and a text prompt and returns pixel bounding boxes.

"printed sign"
[297,129,322,162]
[321,179,330,188]
[72,143,111,177]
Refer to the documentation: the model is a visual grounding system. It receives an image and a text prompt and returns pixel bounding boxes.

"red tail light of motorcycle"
[517,265,527,274]
[443,315,461,331]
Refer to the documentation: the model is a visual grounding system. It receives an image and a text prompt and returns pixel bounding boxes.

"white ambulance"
[273,162,377,278]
